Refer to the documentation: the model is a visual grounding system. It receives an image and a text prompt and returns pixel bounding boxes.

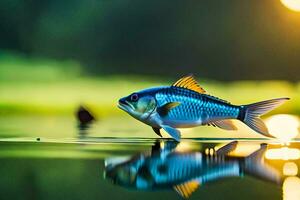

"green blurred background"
[0,0,299,138]
[0,2,299,199]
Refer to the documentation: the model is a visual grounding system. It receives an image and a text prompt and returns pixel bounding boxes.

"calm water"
[1,137,300,200]
[1,116,300,200]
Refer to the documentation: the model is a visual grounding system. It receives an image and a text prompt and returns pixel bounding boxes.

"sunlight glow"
[160,141,165,149]
[283,177,300,200]
[283,162,298,176]
[176,142,193,152]
[228,143,261,157]
[205,148,209,155]
[265,147,300,160]
[266,114,300,143]
[209,148,214,156]
[281,0,300,12]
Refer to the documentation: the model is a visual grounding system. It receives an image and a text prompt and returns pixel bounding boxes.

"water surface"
[1,137,300,200]
[1,115,300,200]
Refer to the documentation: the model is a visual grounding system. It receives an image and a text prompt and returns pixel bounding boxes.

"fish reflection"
[104,141,281,198]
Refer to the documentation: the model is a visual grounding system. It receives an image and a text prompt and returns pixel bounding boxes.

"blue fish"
[118,75,289,141]
[104,141,281,198]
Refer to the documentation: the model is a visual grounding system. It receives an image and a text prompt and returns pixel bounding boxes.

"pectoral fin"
[161,125,181,142]
[157,102,180,117]
[208,120,237,130]
[173,181,200,199]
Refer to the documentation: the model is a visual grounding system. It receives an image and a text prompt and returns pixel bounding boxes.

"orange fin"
[172,75,206,94]
[208,120,237,130]
[173,180,200,199]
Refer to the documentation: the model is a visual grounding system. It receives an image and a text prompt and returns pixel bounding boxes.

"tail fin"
[238,98,289,137]
[243,143,282,184]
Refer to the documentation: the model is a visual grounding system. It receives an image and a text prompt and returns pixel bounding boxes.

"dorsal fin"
[172,75,206,94]
[173,180,200,199]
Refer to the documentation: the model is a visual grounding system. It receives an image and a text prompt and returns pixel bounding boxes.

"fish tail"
[243,143,281,184]
[237,97,289,137]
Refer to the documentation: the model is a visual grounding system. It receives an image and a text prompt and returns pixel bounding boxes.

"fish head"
[118,91,156,121]
[104,155,144,188]
[104,153,157,189]
[105,164,138,186]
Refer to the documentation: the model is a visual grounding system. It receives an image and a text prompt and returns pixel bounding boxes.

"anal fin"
[208,120,237,131]
[216,141,238,156]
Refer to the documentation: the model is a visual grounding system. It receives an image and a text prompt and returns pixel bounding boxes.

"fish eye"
[130,93,139,102]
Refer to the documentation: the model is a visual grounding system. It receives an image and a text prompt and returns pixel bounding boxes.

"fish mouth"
[118,100,133,112]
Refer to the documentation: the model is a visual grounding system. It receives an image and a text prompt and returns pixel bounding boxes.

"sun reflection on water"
[264,114,300,199]
[176,141,194,152]
[265,147,300,160]
[283,176,300,200]
[283,162,298,176]
[227,143,261,157]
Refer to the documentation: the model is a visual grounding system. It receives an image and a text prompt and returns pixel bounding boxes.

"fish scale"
[156,87,240,125]
[163,153,202,183]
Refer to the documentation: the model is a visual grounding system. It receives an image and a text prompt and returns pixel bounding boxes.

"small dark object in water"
[76,105,96,137]
[36,138,40,141]
[76,105,95,125]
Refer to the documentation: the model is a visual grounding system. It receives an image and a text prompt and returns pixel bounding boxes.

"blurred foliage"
[0,2,299,197]
[0,52,299,117]
[0,53,298,139]
[0,52,82,81]
[0,1,300,80]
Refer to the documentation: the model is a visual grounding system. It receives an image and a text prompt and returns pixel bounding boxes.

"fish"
[118,75,289,141]
[104,141,281,199]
